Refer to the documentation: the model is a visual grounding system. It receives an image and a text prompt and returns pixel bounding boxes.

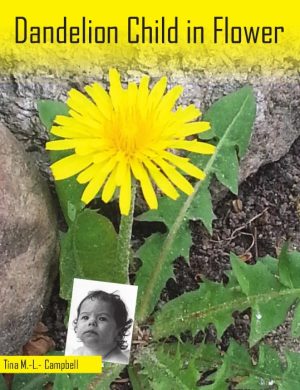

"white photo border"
[65,278,138,365]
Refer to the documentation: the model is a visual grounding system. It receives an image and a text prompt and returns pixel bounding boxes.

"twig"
[210,207,269,244]
[240,232,255,255]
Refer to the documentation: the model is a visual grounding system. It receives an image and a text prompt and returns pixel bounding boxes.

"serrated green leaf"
[53,374,73,390]
[291,302,300,337]
[162,342,222,372]
[279,244,300,288]
[152,279,244,339]
[12,374,52,390]
[153,253,300,344]
[135,233,173,318]
[46,351,64,356]
[59,229,79,301]
[70,374,99,389]
[237,346,300,390]
[214,144,239,194]
[186,182,215,234]
[194,86,256,195]
[137,344,202,390]
[231,254,300,346]
[38,100,69,130]
[38,99,85,227]
[259,255,279,275]
[135,221,191,321]
[137,196,185,229]
[128,365,151,390]
[55,177,85,228]
[136,340,300,390]
[73,209,126,283]
[249,296,296,347]
[134,342,223,389]
[0,379,6,390]
[135,87,256,323]
[280,351,300,390]
[88,363,124,390]
[204,86,256,158]
[0,375,6,390]
[195,340,300,390]
[198,127,216,140]
[231,254,281,296]
[227,343,282,390]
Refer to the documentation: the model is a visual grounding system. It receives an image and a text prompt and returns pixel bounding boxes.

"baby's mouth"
[83,330,98,336]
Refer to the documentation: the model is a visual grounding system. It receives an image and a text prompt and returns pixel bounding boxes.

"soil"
[42,136,300,388]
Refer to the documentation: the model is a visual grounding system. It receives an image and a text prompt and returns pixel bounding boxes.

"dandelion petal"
[51,154,93,180]
[119,166,132,215]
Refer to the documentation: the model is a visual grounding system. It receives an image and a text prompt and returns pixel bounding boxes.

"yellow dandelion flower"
[46,69,215,215]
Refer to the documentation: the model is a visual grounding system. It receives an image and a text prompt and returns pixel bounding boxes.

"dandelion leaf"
[128,366,152,390]
[72,209,126,284]
[68,364,124,390]
[236,346,300,390]
[59,229,79,301]
[136,344,204,390]
[0,375,6,390]
[38,100,84,226]
[60,209,124,301]
[135,233,169,320]
[278,244,300,288]
[53,374,73,390]
[214,144,239,194]
[137,196,185,229]
[152,278,245,339]
[205,342,283,390]
[135,226,192,321]
[292,303,300,337]
[204,86,256,158]
[280,351,300,390]
[38,100,69,130]
[135,87,256,323]
[69,374,96,389]
[152,252,300,344]
[186,182,215,234]
[11,374,53,390]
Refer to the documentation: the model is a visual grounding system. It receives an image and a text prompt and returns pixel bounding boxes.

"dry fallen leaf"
[23,335,55,355]
[239,252,252,262]
[232,199,243,213]
[33,322,49,334]
[22,322,55,355]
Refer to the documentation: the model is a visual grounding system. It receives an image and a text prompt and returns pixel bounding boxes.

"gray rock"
[0,124,58,354]
[240,75,300,181]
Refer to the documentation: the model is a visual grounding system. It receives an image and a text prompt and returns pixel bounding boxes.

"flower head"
[46,69,215,215]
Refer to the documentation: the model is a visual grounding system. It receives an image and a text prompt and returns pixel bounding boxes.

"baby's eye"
[81,315,89,320]
[98,316,108,322]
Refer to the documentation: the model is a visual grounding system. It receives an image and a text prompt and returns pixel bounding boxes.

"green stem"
[116,182,137,284]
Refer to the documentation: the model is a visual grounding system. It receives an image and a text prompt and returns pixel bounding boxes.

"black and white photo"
[65,278,138,365]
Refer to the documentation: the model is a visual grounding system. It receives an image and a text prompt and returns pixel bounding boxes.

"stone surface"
[0,124,58,354]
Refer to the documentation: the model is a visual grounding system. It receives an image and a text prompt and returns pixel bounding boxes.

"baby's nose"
[88,318,97,326]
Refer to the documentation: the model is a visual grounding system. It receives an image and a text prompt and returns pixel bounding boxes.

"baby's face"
[76,298,119,348]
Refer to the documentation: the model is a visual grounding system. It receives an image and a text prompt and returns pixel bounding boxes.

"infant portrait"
[65,278,138,365]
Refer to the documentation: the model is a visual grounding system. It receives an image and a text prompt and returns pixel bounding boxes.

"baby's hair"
[74,290,133,350]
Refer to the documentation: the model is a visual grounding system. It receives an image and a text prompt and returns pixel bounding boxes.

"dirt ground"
[42,136,300,388]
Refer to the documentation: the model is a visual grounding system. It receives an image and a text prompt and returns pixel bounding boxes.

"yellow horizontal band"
[0,356,102,374]
[0,1,299,72]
